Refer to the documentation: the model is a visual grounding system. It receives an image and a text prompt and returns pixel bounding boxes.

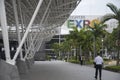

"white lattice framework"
[0,0,81,65]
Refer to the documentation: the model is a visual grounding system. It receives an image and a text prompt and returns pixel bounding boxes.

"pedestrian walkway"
[20,61,120,80]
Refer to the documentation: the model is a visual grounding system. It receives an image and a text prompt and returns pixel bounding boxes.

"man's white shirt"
[94,56,103,65]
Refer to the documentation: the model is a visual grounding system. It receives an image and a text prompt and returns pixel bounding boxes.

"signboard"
[64,15,101,29]
[61,15,118,34]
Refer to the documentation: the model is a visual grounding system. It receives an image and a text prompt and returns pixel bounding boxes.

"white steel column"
[43,10,50,24]
[59,27,61,57]
[18,0,24,34]
[13,0,43,62]
[18,0,28,59]
[30,33,35,58]
[0,0,11,62]
[12,0,23,60]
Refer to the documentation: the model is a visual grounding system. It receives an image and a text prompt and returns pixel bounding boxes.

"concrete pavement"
[20,61,120,80]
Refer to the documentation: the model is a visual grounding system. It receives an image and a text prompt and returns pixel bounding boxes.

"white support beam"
[36,38,43,52]
[34,34,43,50]
[33,34,40,48]
[30,32,35,58]
[43,10,50,24]
[13,0,43,62]
[12,0,23,60]
[32,34,43,53]
[24,32,39,59]
[25,29,53,59]
[24,0,52,59]
[18,0,25,34]
[0,0,11,63]
[39,0,52,25]
[30,38,43,58]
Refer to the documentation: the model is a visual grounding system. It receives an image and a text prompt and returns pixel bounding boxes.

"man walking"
[79,55,83,65]
[94,53,103,80]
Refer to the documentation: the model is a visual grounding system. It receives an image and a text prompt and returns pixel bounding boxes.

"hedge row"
[104,66,120,72]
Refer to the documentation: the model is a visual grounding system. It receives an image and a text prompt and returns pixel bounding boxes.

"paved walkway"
[20,61,120,80]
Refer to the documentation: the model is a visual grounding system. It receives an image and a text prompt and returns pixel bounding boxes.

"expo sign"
[66,19,99,28]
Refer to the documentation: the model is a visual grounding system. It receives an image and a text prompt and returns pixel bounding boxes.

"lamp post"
[102,38,103,57]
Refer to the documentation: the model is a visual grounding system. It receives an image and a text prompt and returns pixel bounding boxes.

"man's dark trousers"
[95,65,102,79]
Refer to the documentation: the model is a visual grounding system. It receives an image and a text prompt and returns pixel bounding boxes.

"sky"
[71,0,120,16]
[60,0,120,34]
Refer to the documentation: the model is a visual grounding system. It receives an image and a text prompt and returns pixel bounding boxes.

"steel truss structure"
[0,0,81,65]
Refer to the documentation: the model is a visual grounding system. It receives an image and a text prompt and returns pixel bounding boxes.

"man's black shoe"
[94,77,97,80]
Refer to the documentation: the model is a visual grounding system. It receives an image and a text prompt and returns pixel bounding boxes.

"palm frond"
[101,14,115,23]
[117,9,120,20]
[107,3,119,15]
[100,24,107,28]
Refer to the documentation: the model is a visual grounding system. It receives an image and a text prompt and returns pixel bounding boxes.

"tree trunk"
[75,46,80,60]
[93,36,96,58]
[116,50,120,66]
[75,47,78,60]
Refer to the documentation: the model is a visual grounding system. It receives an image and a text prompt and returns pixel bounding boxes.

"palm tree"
[60,40,73,61]
[67,27,84,60]
[67,28,78,60]
[89,22,107,57]
[52,43,61,56]
[79,28,93,60]
[101,3,120,65]
[67,27,93,60]
[67,23,107,60]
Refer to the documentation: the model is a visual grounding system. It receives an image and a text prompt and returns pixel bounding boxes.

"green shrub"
[70,56,76,60]
[68,60,79,64]
[104,66,120,72]
[46,55,51,60]
[86,60,94,65]
[103,58,111,61]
